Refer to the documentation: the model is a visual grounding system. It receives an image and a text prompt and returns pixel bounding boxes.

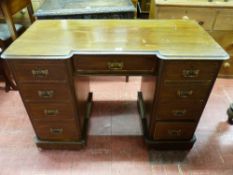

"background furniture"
[0,24,24,91]
[227,103,233,124]
[0,0,35,91]
[0,0,35,40]
[34,0,135,19]
[149,0,233,78]
[137,0,150,18]
[2,20,228,150]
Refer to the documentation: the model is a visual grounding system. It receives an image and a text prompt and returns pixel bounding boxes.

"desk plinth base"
[34,138,86,150]
[137,92,196,150]
[35,92,93,150]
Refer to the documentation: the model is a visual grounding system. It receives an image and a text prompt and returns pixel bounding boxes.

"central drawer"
[73,55,157,74]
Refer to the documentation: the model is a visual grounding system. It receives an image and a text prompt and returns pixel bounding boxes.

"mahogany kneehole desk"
[2,20,229,150]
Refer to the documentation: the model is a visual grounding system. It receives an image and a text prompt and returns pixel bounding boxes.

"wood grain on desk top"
[2,20,229,60]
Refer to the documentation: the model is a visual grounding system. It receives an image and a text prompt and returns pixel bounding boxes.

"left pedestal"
[8,59,91,150]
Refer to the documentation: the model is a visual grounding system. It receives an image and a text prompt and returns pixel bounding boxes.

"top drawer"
[10,60,69,83]
[162,60,221,81]
[73,55,157,74]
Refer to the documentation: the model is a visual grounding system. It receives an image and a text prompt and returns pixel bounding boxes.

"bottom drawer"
[34,120,80,141]
[154,122,196,140]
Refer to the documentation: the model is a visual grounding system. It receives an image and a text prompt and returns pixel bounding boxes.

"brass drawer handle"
[50,128,63,134]
[183,69,200,78]
[32,69,48,78]
[177,90,193,98]
[38,90,54,98]
[44,109,59,116]
[168,129,182,136]
[172,110,187,117]
[107,62,124,70]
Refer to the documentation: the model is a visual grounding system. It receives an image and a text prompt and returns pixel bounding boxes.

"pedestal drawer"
[34,120,80,141]
[11,60,69,82]
[159,83,210,100]
[74,55,157,74]
[27,103,76,120]
[154,122,196,140]
[163,61,220,81]
[156,101,203,120]
[20,83,72,102]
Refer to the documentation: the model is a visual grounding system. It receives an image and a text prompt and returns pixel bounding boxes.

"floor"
[0,76,233,175]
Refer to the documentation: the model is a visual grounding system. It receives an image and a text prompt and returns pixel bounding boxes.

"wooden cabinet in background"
[149,0,233,78]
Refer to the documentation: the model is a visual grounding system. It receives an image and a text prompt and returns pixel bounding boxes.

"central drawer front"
[73,55,157,74]
[20,83,72,102]
[34,120,80,141]
[154,122,196,140]
[163,60,220,81]
[27,103,76,120]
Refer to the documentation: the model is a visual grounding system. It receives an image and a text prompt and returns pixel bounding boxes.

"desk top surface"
[2,20,229,60]
[34,0,135,17]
